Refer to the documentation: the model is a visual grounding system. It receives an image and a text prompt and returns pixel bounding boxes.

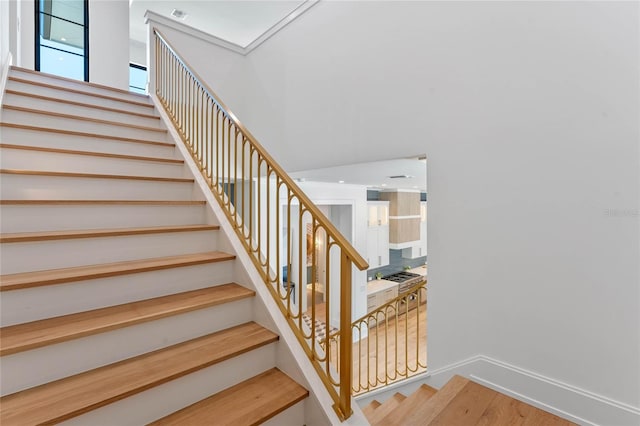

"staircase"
[0,68,308,425]
[361,375,577,426]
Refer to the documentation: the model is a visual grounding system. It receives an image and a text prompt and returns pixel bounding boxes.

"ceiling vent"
[171,9,188,20]
[388,175,413,179]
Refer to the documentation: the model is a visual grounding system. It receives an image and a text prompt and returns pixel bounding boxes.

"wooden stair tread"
[0,122,174,146]
[362,400,382,418]
[149,368,308,426]
[10,66,150,99]
[0,200,206,206]
[8,75,154,107]
[0,224,219,243]
[0,251,235,291]
[0,322,278,426]
[2,104,167,133]
[0,283,254,356]
[4,89,161,119]
[393,376,577,426]
[367,392,407,425]
[0,169,193,182]
[0,143,182,164]
[376,384,439,426]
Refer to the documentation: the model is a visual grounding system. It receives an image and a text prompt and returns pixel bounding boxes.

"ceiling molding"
[243,1,319,53]
[144,1,318,56]
[144,10,245,55]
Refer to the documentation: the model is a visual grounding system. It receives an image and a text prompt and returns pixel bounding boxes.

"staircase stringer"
[149,93,368,426]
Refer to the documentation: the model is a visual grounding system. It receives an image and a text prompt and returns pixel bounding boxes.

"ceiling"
[129,0,306,47]
[289,158,428,192]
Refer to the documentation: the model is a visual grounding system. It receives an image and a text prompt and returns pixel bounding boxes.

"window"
[35,0,88,81]
[129,63,147,94]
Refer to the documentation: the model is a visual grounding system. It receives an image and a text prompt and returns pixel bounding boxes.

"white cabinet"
[368,201,389,227]
[366,280,398,313]
[366,202,389,268]
[404,202,427,259]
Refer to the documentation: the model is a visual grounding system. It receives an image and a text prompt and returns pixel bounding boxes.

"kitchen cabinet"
[367,201,389,227]
[366,202,389,268]
[404,202,427,259]
[367,279,398,313]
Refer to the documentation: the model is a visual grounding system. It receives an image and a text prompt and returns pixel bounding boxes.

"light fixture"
[388,175,412,179]
[338,180,345,184]
[171,9,188,20]
[381,183,387,187]
[60,37,66,41]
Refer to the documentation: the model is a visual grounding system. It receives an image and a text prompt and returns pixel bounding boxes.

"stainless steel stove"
[382,271,424,294]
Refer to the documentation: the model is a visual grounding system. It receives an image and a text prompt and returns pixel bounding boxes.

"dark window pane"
[40,13,84,49]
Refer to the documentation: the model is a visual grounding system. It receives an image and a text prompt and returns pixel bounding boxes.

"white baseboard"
[383,355,640,426]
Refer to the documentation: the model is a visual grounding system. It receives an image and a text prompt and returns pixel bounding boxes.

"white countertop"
[408,265,427,277]
[367,279,398,294]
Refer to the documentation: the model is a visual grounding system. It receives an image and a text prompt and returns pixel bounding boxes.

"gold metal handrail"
[153,28,368,420]
[326,280,428,395]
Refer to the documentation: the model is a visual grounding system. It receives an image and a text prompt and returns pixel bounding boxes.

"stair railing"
[152,29,368,420]
[326,279,428,395]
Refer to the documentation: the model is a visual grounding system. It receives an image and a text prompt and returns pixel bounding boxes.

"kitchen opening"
[287,155,428,394]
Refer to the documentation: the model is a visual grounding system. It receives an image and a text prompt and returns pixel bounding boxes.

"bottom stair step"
[149,368,309,426]
[362,399,382,418]
[367,392,407,425]
[375,385,437,426]
[0,322,278,426]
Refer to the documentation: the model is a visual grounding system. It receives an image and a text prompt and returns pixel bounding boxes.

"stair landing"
[364,375,576,426]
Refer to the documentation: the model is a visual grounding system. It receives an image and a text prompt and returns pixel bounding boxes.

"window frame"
[35,0,89,82]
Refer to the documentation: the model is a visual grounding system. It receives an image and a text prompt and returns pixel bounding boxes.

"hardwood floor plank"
[390,375,469,426]
[367,392,407,425]
[426,380,499,426]
[377,384,437,426]
[362,400,382,418]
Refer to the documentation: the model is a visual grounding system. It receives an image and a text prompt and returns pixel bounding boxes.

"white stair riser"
[6,80,155,115]
[0,262,235,325]
[0,299,254,396]
[8,70,152,105]
[1,174,199,201]
[0,148,186,177]
[2,108,169,143]
[262,401,306,426]
[3,92,163,128]
[0,204,209,233]
[1,230,219,274]
[0,126,175,158]
[57,344,277,426]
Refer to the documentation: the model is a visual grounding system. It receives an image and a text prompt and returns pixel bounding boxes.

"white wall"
[159,0,639,418]
[0,0,10,70]
[145,16,248,118]
[129,39,146,67]
[89,0,128,89]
